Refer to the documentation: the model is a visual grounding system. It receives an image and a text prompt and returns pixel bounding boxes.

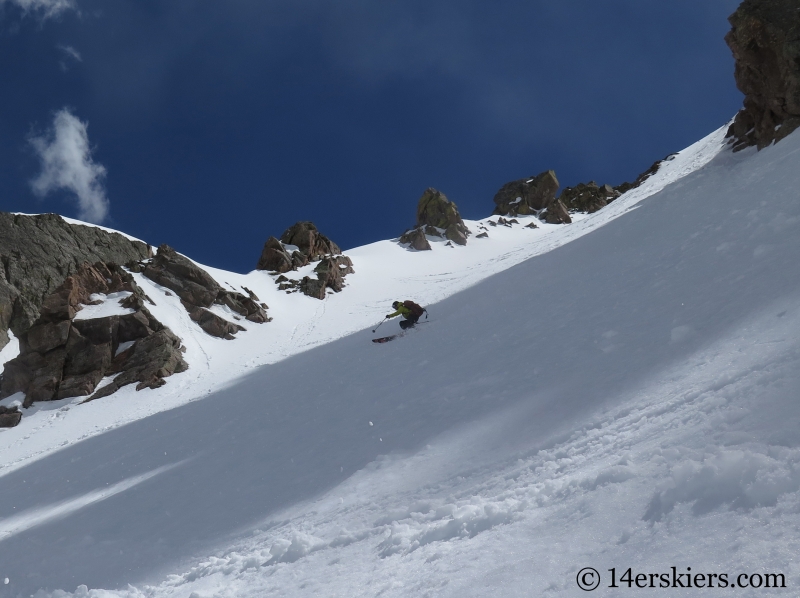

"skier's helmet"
[392,301,400,309]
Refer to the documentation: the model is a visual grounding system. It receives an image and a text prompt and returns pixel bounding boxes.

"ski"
[371,321,429,343]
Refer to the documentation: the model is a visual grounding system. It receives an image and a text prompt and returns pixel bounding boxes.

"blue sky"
[1,0,742,272]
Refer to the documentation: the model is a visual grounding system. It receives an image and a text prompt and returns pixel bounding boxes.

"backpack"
[403,300,424,318]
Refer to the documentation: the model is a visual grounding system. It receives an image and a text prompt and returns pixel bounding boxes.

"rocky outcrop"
[137,244,269,338]
[281,221,341,258]
[541,200,572,224]
[559,182,621,213]
[398,227,432,251]
[399,188,470,249]
[257,223,354,300]
[0,405,21,428]
[493,171,560,217]
[256,237,294,273]
[256,222,341,273]
[725,0,800,151]
[0,212,152,352]
[275,255,355,299]
[0,262,187,408]
[417,188,470,243]
[180,300,245,341]
[492,170,578,224]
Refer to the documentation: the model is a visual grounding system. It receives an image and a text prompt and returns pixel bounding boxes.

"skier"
[385,300,426,330]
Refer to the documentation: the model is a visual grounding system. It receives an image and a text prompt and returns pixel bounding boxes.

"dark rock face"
[398,227,432,251]
[88,328,186,402]
[445,223,468,246]
[143,245,220,307]
[493,171,560,216]
[559,182,621,213]
[541,200,572,224]
[725,0,800,151]
[0,212,152,351]
[0,262,188,408]
[281,221,341,259]
[141,244,269,338]
[399,188,469,249]
[256,222,342,273]
[0,405,21,428]
[256,237,294,273]
[416,189,470,237]
[277,255,356,299]
[180,301,245,340]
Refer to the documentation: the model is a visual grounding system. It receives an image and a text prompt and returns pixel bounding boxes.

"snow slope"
[0,125,727,477]
[4,124,800,596]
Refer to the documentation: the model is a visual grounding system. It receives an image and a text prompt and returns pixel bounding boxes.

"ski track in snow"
[9,124,800,596]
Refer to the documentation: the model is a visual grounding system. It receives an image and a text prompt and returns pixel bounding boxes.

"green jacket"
[386,303,412,319]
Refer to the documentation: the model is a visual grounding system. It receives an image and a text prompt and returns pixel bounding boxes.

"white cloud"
[29,108,109,224]
[57,44,81,62]
[1,0,75,18]
[57,44,82,71]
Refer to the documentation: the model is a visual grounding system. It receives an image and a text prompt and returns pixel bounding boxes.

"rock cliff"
[0,262,187,407]
[725,0,800,150]
[0,213,152,351]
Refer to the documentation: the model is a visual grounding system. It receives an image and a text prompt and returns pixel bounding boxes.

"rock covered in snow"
[274,255,356,299]
[299,255,355,299]
[138,244,269,338]
[725,0,800,151]
[256,223,354,300]
[0,261,188,408]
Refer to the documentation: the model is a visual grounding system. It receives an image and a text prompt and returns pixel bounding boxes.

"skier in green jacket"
[386,300,426,330]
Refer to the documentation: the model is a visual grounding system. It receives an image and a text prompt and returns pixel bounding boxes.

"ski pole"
[372,317,387,333]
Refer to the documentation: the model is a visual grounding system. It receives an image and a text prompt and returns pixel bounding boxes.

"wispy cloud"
[57,44,82,71]
[0,0,76,18]
[29,108,109,223]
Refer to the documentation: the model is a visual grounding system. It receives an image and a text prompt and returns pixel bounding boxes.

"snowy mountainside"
[0,125,726,478]
[4,124,800,596]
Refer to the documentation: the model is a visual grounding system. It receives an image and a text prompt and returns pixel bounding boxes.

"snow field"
[125,292,800,598]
